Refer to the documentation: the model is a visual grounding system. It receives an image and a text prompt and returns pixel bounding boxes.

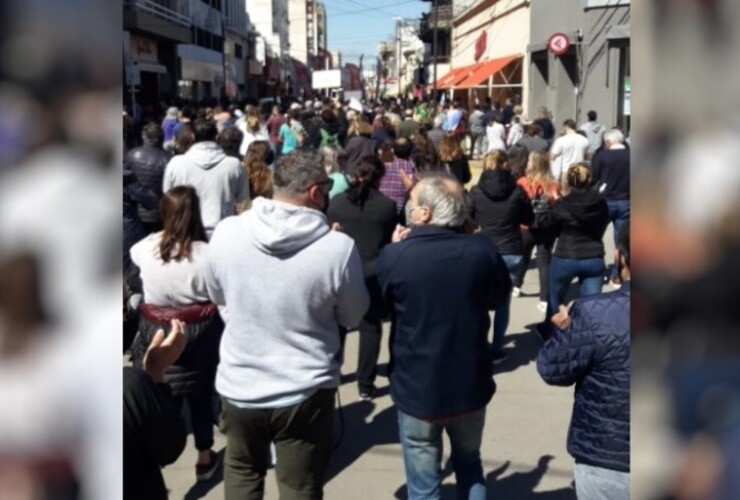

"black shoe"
[196,451,222,482]
[491,350,508,363]
[535,323,551,343]
[358,385,376,401]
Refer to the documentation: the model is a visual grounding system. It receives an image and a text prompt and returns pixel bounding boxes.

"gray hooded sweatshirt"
[579,121,606,155]
[204,197,369,404]
[162,142,249,238]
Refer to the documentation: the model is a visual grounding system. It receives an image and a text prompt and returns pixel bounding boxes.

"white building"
[246,0,290,94]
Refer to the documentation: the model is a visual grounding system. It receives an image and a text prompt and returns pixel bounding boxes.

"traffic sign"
[547,32,571,56]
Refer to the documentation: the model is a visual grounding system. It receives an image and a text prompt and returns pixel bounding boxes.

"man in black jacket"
[126,122,172,234]
[124,319,188,500]
[376,175,511,499]
[537,223,630,500]
[591,128,630,285]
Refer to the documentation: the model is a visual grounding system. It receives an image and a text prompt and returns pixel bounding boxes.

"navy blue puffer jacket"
[536,282,630,472]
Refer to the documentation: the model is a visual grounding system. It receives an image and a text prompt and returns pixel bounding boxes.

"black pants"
[222,389,336,500]
[356,276,388,393]
[514,228,553,302]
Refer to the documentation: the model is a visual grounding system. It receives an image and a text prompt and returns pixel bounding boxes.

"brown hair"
[175,123,195,154]
[565,162,592,189]
[438,134,464,163]
[483,150,508,171]
[246,115,261,133]
[244,141,273,201]
[353,119,373,137]
[379,140,395,163]
[158,186,206,263]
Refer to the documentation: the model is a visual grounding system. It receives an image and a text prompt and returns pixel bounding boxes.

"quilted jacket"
[536,281,630,472]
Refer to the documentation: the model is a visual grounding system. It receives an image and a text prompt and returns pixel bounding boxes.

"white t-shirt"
[486,122,507,152]
[551,133,590,181]
[130,232,211,306]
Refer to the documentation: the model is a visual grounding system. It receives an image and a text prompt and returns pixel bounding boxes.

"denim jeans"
[574,463,630,500]
[607,200,630,278]
[548,256,605,314]
[491,254,524,354]
[397,408,487,500]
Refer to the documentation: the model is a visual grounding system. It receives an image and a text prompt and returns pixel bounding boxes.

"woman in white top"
[486,111,507,152]
[238,114,271,157]
[129,185,223,482]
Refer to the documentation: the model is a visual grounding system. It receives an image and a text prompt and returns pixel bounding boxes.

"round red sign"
[547,32,571,56]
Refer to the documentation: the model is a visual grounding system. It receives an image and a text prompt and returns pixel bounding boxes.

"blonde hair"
[246,115,261,133]
[565,163,592,189]
[438,134,464,163]
[483,150,508,171]
[321,146,341,174]
[525,152,554,187]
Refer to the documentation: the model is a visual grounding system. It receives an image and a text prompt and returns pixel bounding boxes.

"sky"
[322,0,428,70]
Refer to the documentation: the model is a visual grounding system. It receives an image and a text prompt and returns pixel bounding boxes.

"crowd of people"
[122,94,630,500]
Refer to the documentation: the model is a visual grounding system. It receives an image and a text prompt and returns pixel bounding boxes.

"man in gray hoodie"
[203,150,369,500]
[579,110,606,156]
[162,119,249,238]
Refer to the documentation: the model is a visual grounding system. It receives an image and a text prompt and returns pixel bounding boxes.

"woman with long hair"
[236,140,274,213]
[411,126,440,174]
[438,134,472,186]
[507,143,530,181]
[512,152,561,311]
[327,156,398,400]
[542,163,609,337]
[469,149,533,361]
[129,186,223,482]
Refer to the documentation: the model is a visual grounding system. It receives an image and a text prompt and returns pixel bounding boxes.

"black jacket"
[537,282,630,472]
[123,367,187,500]
[591,148,630,201]
[126,146,171,224]
[376,226,511,419]
[443,156,471,185]
[469,169,533,255]
[123,169,158,278]
[131,303,224,397]
[327,188,398,277]
[547,188,609,259]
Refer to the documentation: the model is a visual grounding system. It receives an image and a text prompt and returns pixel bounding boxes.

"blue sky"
[322,0,428,69]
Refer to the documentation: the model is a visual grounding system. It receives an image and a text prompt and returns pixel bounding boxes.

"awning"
[136,62,168,74]
[455,55,521,89]
[606,23,630,40]
[431,63,477,89]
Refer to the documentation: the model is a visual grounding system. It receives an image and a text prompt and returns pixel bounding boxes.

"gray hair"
[273,150,327,194]
[415,175,467,228]
[141,121,163,147]
[604,128,625,145]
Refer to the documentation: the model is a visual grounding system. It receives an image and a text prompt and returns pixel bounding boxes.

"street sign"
[547,32,571,56]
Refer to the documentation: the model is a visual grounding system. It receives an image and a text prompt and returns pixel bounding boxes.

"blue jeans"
[398,408,487,500]
[548,256,605,314]
[491,254,524,354]
[607,200,630,278]
[574,463,630,500]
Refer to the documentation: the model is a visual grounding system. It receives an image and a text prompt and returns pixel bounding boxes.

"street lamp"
[432,0,439,103]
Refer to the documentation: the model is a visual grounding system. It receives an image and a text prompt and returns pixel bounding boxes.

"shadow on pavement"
[326,397,399,483]
[393,455,575,500]
[182,447,226,500]
[494,328,543,376]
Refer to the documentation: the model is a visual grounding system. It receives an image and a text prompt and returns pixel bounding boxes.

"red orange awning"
[455,55,521,89]
[431,63,478,89]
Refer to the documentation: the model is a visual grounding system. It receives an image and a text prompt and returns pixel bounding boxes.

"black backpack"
[529,187,552,232]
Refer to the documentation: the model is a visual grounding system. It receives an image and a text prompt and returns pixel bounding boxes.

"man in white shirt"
[550,119,590,182]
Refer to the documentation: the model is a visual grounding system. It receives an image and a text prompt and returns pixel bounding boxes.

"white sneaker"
[537,301,548,313]
[512,287,522,298]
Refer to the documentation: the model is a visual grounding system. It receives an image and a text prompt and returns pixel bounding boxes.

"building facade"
[246,0,290,98]
[418,0,453,98]
[527,0,631,129]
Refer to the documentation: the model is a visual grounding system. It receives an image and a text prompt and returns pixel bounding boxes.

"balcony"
[418,5,453,42]
[124,0,191,42]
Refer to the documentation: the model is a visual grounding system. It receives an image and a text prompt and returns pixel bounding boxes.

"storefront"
[177,44,225,102]
[434,0,530,109]
[527,0,630,130]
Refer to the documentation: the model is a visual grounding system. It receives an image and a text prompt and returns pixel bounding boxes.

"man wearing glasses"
[203,150,369,499]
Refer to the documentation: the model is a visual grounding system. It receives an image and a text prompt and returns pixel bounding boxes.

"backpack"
[529,186,552,232]
[319,128,339,149]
